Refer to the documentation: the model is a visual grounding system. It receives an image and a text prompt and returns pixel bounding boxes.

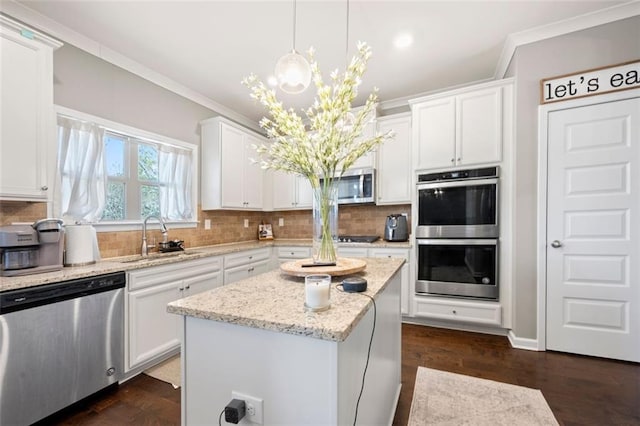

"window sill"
[94,220,199,233]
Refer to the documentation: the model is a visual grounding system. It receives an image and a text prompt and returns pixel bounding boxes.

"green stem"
[314,179,337,263]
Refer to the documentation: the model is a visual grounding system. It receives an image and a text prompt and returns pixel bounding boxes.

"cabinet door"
[243,134,264,209]
[350,120,376,169]
[0,26,54,200]
[220,123,246,208]
[295,175,313,208]
[128,282,181,370]
[377,116,412,204]
[456,87,502,166]
[370,248,410,315]
[413,98,455,170]
[183,271,223,297]
[272,171,296,209]
[224,263,255,284]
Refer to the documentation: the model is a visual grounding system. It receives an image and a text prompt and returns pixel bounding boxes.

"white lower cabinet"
[338,246,411,316]
[369,248,411,316]
[223,247,271,284]
[337,247,369,258]
[126,257,223,372]
[276,246,311,264]
[413,296,502,326]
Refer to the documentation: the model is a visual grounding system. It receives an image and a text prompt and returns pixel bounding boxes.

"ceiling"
[9,0,630,125]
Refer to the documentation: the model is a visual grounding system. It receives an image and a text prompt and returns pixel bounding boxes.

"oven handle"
[416,239,498,246]
[417,177,499,190]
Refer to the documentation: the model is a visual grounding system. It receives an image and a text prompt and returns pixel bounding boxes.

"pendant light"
[337,0,355,132]
[274,0,311,94]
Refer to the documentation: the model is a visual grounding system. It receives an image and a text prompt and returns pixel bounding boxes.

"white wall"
[509,16,640,339]
[53,44,216,146]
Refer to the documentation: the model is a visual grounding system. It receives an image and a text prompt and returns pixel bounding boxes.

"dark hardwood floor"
[46,324,639,425]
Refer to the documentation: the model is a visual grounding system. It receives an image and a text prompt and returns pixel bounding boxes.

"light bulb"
[275,50,312,94]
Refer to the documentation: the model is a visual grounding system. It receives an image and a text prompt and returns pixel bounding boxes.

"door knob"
[551,240,563,248]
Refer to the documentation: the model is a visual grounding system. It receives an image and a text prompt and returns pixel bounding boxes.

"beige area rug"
[408,367,559,426]
[144,355,181,389]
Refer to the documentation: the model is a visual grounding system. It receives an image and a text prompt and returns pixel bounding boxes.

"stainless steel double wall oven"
[415,167,499,299]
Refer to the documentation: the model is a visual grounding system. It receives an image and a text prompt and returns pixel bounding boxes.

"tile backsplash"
[0,201,47,225]
[0,201,411,258]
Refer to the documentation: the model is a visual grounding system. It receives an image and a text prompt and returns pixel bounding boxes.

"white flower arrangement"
[242,41,393,187]
[243,42,394,263]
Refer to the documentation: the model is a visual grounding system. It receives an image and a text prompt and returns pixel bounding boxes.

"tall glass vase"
[312,179,338,265]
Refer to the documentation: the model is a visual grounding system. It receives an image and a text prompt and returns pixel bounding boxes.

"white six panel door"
[546,97,640,362]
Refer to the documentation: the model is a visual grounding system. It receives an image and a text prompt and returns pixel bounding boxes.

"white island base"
[176,266,402,425]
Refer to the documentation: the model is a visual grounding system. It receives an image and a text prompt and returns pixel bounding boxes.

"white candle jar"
[304,274,332,312]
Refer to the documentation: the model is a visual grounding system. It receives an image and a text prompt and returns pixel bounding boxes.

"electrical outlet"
[204,219,211,230]
[231,391,263,424]
[278,217,284,227]
[244,219,249,228]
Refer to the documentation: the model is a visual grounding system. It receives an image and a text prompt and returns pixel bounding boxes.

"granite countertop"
[0,238,411,292]
[167,257,405,342]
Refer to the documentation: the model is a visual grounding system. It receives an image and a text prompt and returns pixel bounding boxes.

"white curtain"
[159,144,193,221]
[56,117,106,223]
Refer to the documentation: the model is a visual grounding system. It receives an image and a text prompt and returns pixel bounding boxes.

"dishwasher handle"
[0,272,126,314]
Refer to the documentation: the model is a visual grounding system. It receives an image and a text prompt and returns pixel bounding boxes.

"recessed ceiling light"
[267,76,278,87]
[394,33,413,49]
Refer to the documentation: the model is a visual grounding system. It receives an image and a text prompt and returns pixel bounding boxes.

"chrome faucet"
[141,215,168,257]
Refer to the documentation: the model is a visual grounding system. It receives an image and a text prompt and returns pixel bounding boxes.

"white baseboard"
[507,330,540,351]
[402,317,508,337]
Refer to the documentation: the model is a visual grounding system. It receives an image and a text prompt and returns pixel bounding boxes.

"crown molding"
[494,1,640,79]
[0,1,262,133]
[2,0,637,126]
[0,13,62,48]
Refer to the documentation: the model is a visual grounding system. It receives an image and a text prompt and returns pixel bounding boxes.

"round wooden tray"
[280,257,366,277]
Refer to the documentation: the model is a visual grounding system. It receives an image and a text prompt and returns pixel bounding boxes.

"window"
[56,107,197,228]
[103,133,162,221]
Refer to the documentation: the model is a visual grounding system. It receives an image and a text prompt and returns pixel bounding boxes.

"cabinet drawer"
[277,247,311,259]
[128,256,222,291]
[414,297,502,326]
[337,247,369,258]
[369,248,410,262]
[224,248,271,268]
[224,259,270,285]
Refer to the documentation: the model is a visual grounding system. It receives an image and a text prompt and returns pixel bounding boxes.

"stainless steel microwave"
[321,167,375,205]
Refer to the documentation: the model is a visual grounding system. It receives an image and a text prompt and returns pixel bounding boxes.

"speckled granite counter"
[168,257,403,342]
[0,238,410,292]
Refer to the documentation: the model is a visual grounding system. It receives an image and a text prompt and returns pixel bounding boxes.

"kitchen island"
[168,257,404,425]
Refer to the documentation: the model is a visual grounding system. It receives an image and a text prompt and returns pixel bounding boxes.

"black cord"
[218,408,225,426]
[336,285,377,426]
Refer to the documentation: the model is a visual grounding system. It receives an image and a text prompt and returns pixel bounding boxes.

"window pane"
[105,134,125,177]
[138,143,158,181]
[102,182,125,220]
[141,185,160,218]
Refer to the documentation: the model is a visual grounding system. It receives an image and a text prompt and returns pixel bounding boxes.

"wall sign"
[541,60,639,104]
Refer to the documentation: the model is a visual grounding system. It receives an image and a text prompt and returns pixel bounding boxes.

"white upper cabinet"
[201,117,266,210]
[411,80,512,171]
[349,118,377,170]
[272,171,313,210]
[376,113,412,205]
[0,17,61,201]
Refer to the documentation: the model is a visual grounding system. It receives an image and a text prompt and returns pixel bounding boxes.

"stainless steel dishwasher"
[0,272,125,425]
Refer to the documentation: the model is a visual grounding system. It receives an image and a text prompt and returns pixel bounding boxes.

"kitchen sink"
[117,250,201,264]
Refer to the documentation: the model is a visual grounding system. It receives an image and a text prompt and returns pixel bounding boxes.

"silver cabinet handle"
[450,158,455,163]
[551,240,563,248]
[41,185,48,191]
